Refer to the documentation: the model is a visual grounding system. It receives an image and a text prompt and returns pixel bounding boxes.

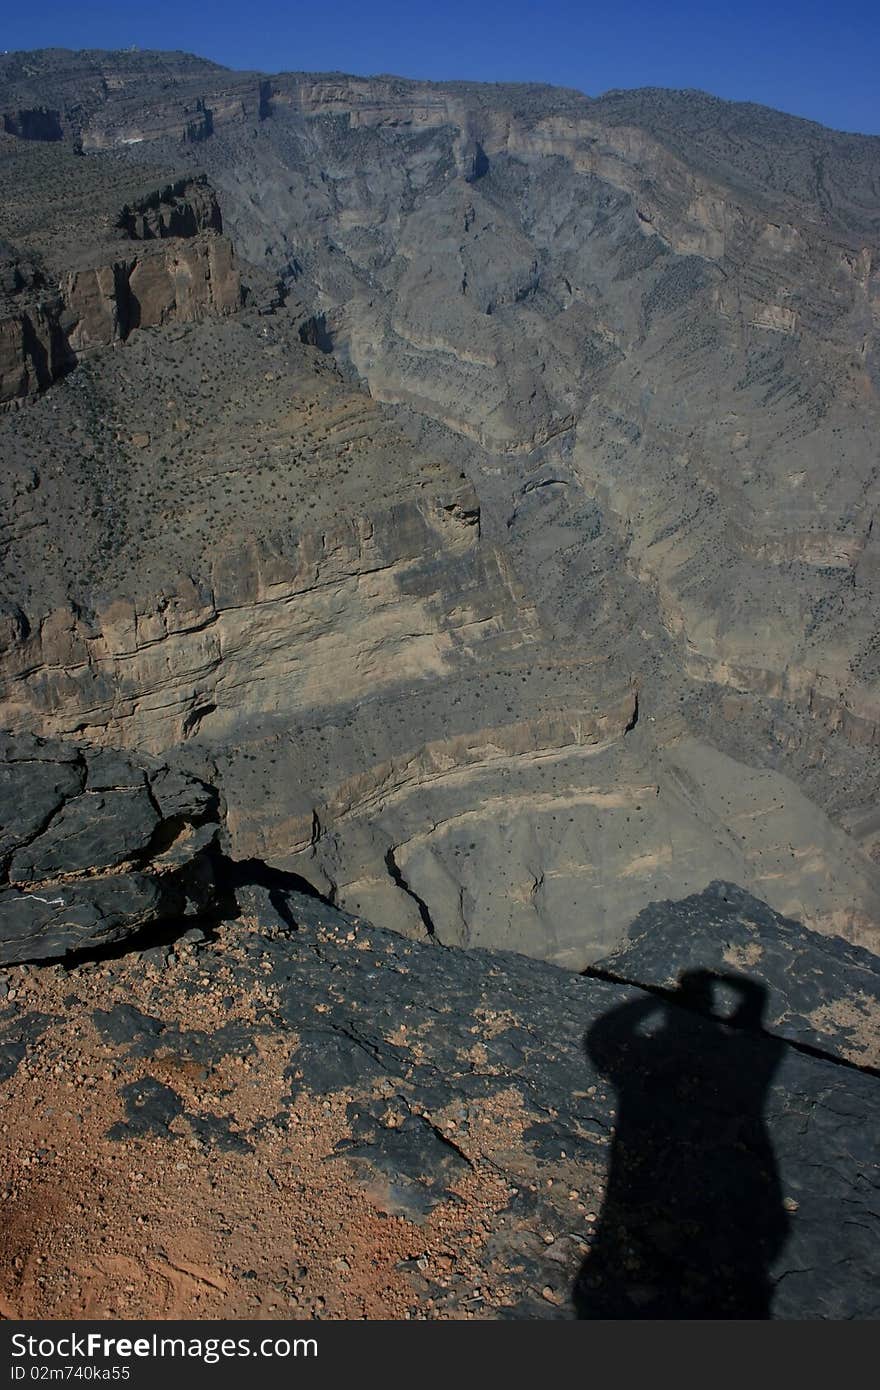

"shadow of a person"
[574,970,790,1318]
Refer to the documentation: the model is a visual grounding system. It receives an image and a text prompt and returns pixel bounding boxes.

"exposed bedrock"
[115,175,224,239]
[258,881,880,1315]
[2,107,63,141]
[0,732,220,964]
[595,880,880,1068]
[60,233,241,352]
[6,474,875,964]
[4,878,874,1318]
[1,54,880,964]
[0,51,877,1322]
[0,485,496,748]
[0,235,241,405]
[0,288,71,403]
[0,174,241,406]
[1,375,878,960]
[269,722,880,966]
[122,67,876,844]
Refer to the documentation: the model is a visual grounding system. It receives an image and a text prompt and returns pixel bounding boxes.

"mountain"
[2,48,879,964]
[0,48,878,1320]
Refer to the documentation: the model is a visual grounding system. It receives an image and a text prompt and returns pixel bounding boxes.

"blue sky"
[3,1,878,135]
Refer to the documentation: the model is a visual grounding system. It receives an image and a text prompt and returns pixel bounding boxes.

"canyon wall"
[1,51,879,964]
[0,176,241,406]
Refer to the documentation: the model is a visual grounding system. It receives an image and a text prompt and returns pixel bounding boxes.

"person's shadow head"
[573,969,789,1319]
[677,968,768,1029]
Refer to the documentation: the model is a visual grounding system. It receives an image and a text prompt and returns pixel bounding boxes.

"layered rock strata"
[0,157,241,405]
[1,49,879,963]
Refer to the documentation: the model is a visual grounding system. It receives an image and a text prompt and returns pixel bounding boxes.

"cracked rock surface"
[0,733,219,963]
[0,880,876,1318]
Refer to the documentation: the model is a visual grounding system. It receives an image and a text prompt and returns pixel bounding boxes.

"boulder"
[0,733,219,964]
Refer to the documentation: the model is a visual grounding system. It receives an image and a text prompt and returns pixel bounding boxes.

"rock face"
[0,245,70,401]
[62,234,240,351]
[596,880,880,1067]
[2,108,63,142]
[0,49,230,145]
[0,54,878,950]
[0,733,219,963]
[1,50,879,965]
[0,160,241,406]
[0,51,878,1319]
[0,879,877,1318]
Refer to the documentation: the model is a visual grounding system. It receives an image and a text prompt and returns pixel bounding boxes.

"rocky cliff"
[0,156,241,406]
[1,52,879,962]
[1,48,880,1319]
[0,732,219,964]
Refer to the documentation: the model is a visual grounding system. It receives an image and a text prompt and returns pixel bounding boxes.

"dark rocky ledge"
[0,740,877,1317]
[593,881,880,1070]
[0,732,219,964]
[235,884,880,1318]
[1,871,875,1318]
